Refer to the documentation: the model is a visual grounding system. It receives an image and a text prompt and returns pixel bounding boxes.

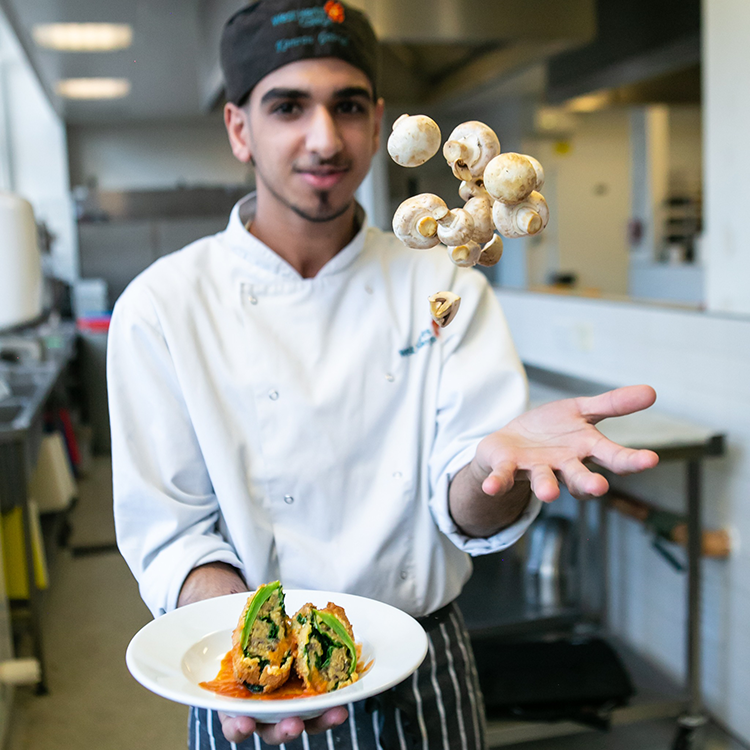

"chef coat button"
[393,471,403,479]
[284,495,295,505]
[385,373,394,382]
[248,294,258,305]
[400,571,408,580]
[365,285,374,295]
[269,390,279,401]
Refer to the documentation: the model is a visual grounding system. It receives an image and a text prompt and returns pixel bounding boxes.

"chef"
[107,1,659,748]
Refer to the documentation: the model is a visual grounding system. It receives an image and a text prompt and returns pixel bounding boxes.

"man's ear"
[372,97,386,155]
[224,102,253,163]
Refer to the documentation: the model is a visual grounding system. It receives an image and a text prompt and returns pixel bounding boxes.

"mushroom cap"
[524,154,545,192]
[484,153,538,205]
[463,196,495,245]
[387,114,442,168]
[443,121,501,180]
[392,193,448,250]
[492,191,549,238]
[477,235,504,267]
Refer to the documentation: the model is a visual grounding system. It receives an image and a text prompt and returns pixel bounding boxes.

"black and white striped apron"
[189,603,486,750]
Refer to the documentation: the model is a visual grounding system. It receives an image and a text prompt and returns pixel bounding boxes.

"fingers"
[219,713,257,744]
[304,706,349,735]
[578,385,657,424]
[528,464,560,503]
[255,717,306,745]
[590,435,660,474]
[481,460,517,496]
[219,708,349,746]
[556,458,609,499]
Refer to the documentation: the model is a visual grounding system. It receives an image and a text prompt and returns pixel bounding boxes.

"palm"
[477,385,659,502]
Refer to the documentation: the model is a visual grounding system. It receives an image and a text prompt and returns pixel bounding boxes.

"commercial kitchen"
[0,0,749,748]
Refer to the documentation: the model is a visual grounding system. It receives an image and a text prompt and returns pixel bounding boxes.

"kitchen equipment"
[0,193,42,331]
[524,515,576,609]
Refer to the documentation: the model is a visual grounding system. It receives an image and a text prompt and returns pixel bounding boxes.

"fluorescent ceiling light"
[56,78,131,100]
[33,23,132,52]
[566,92,611,113]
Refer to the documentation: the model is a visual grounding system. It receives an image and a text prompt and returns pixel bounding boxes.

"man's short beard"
[257,170,353,223]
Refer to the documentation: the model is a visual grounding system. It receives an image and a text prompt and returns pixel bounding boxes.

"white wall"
[67,118,252,192]
[704,0,750,315]
[544,108,632,296]
[0,10,77,282]
[499,288,750,743]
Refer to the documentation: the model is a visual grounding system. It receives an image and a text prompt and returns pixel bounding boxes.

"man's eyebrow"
[334,86,373,100]
[260,87,311,104]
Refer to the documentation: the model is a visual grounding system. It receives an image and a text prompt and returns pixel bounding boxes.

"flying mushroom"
[484,153,544,205]
[477,235,504,267]
[446,240,482,268]
[387,114,442,168]
[443,121,501,181]
[392,194,475,249]
[428,291,461,328]
[492,191,549,238]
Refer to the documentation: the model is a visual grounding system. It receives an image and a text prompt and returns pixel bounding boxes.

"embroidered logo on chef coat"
[399,328,437,357]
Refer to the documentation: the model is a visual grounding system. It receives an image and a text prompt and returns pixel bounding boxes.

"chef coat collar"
[221,192,369,279]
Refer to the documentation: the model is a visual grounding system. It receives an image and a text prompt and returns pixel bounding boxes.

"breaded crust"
[231,588,294,693]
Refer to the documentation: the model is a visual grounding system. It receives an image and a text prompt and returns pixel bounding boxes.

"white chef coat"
[108,193,542,619]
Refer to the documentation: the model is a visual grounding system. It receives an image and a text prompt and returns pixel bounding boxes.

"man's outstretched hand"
[477,384,659,502]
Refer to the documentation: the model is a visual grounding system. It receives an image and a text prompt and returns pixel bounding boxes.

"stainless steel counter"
[0,319,77,696]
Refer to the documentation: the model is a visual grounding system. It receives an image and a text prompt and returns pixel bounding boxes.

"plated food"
[126,588,427,720]
[200,582,366,700]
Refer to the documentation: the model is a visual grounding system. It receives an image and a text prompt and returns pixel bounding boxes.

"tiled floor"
[5,457,748,750]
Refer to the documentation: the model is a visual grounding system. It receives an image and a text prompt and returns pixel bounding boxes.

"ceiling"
[0,0,597,125]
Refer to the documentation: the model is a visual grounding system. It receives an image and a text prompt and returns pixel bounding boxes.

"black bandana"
[220,0,379,105]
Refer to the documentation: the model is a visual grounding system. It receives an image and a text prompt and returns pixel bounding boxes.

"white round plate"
[126,589,428,722]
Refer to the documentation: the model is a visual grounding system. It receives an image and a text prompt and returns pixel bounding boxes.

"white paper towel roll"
[0,192,42,330]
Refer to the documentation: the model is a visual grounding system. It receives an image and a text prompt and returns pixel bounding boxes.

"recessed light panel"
[33,23,132,52]
[56,78,131,100]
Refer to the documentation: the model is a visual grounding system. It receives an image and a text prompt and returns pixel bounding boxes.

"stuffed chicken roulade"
[231,581,294,694]
[291,602,359,693]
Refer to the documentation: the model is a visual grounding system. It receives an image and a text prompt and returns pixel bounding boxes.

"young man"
[108,1,658,748]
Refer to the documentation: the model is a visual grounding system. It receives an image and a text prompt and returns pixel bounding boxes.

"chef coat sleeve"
[107,284,243,617]
[427,274,542,555]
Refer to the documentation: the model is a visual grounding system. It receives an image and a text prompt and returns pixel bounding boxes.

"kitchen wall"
[67,117,251,192]
[0,8,77,283]
[498,289,750,742]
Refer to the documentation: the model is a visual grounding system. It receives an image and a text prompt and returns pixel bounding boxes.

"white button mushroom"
[392,193,448,250]
[458,178,491,202]
[387,114,442,168]
[447,240,482,268]
[477,234,504,267]
[463,196,495,245]
[524,154,545,192]
[428,291,461,328]
[443,121,501,181]
[483,153,543,205]
[436,206,475,247]
[492,191,550,238]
